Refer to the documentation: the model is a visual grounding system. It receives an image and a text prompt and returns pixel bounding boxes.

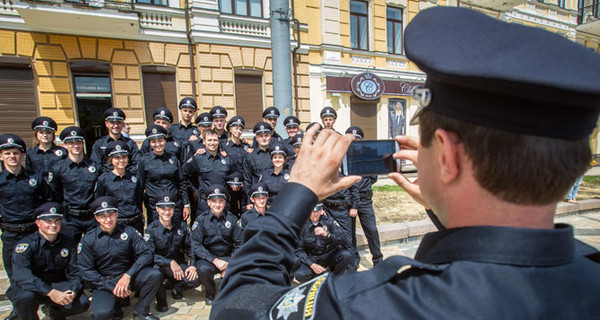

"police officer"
[90,107,140,173]
[144,192,199,311]
[209,106,229,142]
[25,117,67,177]
[78,196,162,320]
[95,141,145,233]
[224,172,245,218]
[220,116,250,175]
[170,98,200,146]
[282,115,300,155]
[321,185,356,261]
[9,202,89,320]
[182,129,233,215]
[140,107,185,163]
[259,143,290,205]
[188,112,213,156]
[250,107,284,149]
[191,185,241,305]
[242,122,274,203]
[286,133,303,168]
[346,126,383,266]
[48,127,101,243]
[320,106,337,130]
[210,7,600,319]
[294,203,353,283]
[236,182,269,243]
[137,125,190,223]
[0,133,50,320]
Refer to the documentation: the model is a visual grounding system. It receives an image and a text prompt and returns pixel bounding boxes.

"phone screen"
[342,140,400,176]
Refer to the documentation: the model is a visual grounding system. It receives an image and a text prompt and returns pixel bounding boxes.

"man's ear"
[434,129,463,184]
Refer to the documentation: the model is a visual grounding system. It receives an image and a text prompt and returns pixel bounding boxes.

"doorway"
[73,74,112,154]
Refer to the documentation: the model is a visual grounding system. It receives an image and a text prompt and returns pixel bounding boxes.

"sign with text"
[351,72,385,100]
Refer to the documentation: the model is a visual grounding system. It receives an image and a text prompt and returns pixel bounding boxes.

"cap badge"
[161,110,165,115]
[216,110,221,114]
[258,187,263,192]
[215,188,220,194]
[298,138,302,142]
[60,248,69,257]
[152,128,157,134]
[186,99,191,104]
[260,125,265,130]
[71,131,77,136]
[275,146,280,151]
[113,111,118,117]
[164,196,170,202]
[43,120,49,126]
[237,119,241,123]
[352,129,357,134]
[234,177,239,182]
[101,201,108,208]
[204,117,209,121]
[7,138,14,144]
[413,87,432,107]
[225,221,231,228]
[50,207,57,214]
[270,110,275,114]
[121,232,128,241]
[116,145,122,151]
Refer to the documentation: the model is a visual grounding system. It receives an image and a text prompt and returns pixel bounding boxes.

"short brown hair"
[419,108,590,205]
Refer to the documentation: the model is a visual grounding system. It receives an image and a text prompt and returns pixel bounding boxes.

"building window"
[387,7,403,54]
[350,0,369,50]
[220,0,263,18]
[234,72,264,125]
[557,0,566,7]
[142,66,178,127]
[136,0,167,6]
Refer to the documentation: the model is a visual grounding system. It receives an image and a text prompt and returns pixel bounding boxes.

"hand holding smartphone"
[342,140,402,176]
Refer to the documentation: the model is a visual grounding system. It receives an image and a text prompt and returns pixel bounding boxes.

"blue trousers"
[9,281,89,320]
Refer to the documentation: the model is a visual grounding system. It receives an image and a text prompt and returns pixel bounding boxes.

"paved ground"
[2,211,599,320]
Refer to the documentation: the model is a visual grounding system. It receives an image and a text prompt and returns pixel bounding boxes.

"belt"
[360,190,373,200]
[117,214,143,225]
[310,245,334,256]
[68,208,92,218]
[0,221,36,233]
[324,199,347,208]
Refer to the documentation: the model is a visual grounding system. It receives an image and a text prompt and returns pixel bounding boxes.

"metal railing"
[578,2,600,24]
[219,14,270,37]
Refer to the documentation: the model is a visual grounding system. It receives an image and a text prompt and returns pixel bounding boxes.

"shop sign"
[351,72,385,100]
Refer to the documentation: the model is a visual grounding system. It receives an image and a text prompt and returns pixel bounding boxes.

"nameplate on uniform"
[269,273,328,320]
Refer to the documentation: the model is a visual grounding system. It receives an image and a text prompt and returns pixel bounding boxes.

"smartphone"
[342,140,401,176]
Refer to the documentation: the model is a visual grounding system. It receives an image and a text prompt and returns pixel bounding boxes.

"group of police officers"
[0,99,383,319]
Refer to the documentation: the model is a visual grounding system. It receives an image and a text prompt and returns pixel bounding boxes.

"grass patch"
[583,175,600,186]
[373,185,406,193]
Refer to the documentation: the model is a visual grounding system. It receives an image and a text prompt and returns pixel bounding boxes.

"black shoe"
[133,313,159,320]
[4,310,18,320]
[204,296,214,306]
[171,289,183,300]
[112,307,123,320]
[155,302,169,313]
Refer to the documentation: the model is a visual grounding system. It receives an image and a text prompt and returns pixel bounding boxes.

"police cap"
[206,185,228,199]
[91,196,119,215]
[145,124,167,140]
[210,106,228,119]
[105,140,129,158]
[195,113,213,127]
[284,116,300,128]
[153,107,173,123]
[253,121,273,134]
[249,182,269,198]
[345,126,364,140]
[178,97,197,110]
[291,133,303,147]
[34,202,64,220]
[225,172,243,187]
[31,117,58,132]
[268,142,288,158]
[59,126,85,143]
[227,116,246,130]
[405,6,600,139]
[0,134,26,152]
[312,203,323,212]
[103,108,126,122]
[154,191,177,208]
[262,107,280,119]
[320,107,337,119]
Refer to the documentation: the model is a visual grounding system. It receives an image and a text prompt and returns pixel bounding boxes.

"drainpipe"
[290,0,301,118]
[270,0,293,137]
[185,0,197,99]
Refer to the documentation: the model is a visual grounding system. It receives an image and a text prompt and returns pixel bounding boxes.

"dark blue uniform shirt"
[137,152,189,207]
[182,152,232,196]
[78,224,152,291]
[144,220,194,267]
[12,232,81,295]
[211,183,600,319]
[140,136,185,164]
[95,171,143,219]
[0,169,48,224]
[295,215,347,266]
[48,158,100,211]
[90,135,140,173]
[170,123,199,145]
[191,212,242,262]
[259,167,290,204]
[242,147,272,196]
[25,145,67,176]
[220,139,249,175]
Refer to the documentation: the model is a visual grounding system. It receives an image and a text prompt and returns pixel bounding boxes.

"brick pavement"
[1,210,599,320]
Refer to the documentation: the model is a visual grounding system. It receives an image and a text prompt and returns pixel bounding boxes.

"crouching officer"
[78,196,162,320]
[144,192,200,312]
[9,202,89,320]
[294,203,354,283]
[191,185,242,305]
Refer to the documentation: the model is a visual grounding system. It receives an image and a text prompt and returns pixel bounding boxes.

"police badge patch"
[174,142,180,147]
[284,174,290,180]
[88,166,96,173]
[77,243,82,254]
[269,273,328,320]
[177,229,183,236]
[132,176,137,183]
[29,178,37,187]
[221,159,226,165]
[225,221,231,229]
[15,243,28,254]
[60,248,69,258]
[169,159,174,165]
[55,150,63,157]
[121,233,129,241]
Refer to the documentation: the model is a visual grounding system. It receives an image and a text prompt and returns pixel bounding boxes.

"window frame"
[350,0,369,51]
[220,0,264,18]
[386,6,403,55]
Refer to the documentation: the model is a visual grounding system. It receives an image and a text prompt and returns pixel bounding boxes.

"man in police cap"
[191,185,241,305]
[90,107,140,172]
[209,106,229,142]
[320,106,337,130]
[242,122,274,205]
[9,202,89,320]
[236,182,269,242]
[171,97,200,146]
[0,134,50,320]
[48,126,101,243]
[210,7,600,319]
[78,196,162,320]
[250,107,284,149]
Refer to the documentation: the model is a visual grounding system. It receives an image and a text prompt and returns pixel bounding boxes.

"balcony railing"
[219,14,270,37]
[578,3,600,24]
[21,0,135,10]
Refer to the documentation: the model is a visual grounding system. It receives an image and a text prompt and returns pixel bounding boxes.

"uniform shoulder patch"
[15,243,29,254]
[269,273,328,320]
[192,221,198,230]
[143,233,150,242]
[77,243,82,254]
